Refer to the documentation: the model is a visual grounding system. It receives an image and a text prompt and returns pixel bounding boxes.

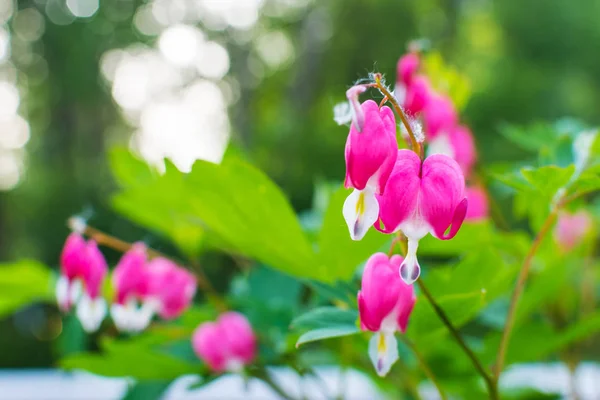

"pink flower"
[554,210,593,251]
[343,88,398,241]
[465,186,489,221]
[403,76,431,116]
[376,150,467,283]
[428,124,477,178]
[423,95,458,140]
[192,312,257,373]
[358,253,415,377]
[397,52,420,87]
[56,233,108,332]
[146,257,197,320]
[110,243,155,333]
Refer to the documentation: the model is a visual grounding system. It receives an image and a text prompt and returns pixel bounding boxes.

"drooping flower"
[343,87,398,241]
[192,312,257,373]
[376,149,467,283]
[146,257,197,320]
[554,210,593,251]
[56,233,108,332]
[358,253,416,377]
[403,76,431,116]
[110,243,156,333]
[465,186,489,221]
[427,124,477,178]
[397,52,420,87]
[423,95,458,140]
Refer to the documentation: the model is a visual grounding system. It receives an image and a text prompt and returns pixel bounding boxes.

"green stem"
[372,73,422,156]
[493,208,559,380]
[400,336,448,400]
[417,280,498,399]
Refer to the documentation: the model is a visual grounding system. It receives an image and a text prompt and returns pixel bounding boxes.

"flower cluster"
[56,222,196,333]
[192,312,257,373]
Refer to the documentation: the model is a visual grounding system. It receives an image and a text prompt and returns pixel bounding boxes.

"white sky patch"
[159,25,204,68]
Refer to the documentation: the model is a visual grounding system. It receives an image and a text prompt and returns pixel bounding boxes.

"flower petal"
[368,331,399,377]
[343,187,379,241]
[420,154,466,240]
[376,149,421,234]
[76,294,107,333]
[399,238,421,284]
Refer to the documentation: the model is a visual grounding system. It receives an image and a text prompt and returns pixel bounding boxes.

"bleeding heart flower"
[554,210,593,251]
[358,253,415,377]
[192,312,257,373]
[56,233,108,332]
[428,124,477,178]
[403,76,431,116]
[343,87,398,241]
[110,243,156,333]
[376,149,467,283]
[146,257,197,320]
[465,186,489,221]
[397,52,420,87]
[423,95,458,140]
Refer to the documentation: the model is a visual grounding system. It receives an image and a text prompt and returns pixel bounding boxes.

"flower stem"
[399,336,448,400]
[417,280,498,399]
[493,208,560,380]
[72,219,228,312]
[372,73,422,156]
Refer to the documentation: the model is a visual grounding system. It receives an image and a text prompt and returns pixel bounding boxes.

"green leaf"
[521,165,575,196]
[122,382,172,400]
[109,147,156,188]
[60,337,201,380]
[316,186,390,281]
[0,260,53,317]
[295,326,360,348]
[499,123,560,152]
[291,307,358,330]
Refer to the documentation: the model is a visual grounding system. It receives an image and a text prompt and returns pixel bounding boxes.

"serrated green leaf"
[521,165,575,196]
[291,307,358,330]
[295,326,360,348]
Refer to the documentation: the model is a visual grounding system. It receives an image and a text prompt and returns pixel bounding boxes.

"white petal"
[427,132,455,159]
[394,84,406,105]
[342,188,379,241]
[76,294,107,333]
[69,279,83,305]
[399,238,421,284]
[368,331,399,377]
[333,102,352,125]
[55,276,70,312]
[110,297,157,333]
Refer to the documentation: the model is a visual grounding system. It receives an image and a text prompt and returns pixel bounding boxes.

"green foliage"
[60,337,202,381]
[0,260,53,318]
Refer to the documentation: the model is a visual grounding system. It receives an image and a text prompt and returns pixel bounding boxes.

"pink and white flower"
[56,232,108,332]
[343,87,398,241]
[423,95,458,140]
[192,312,257,373]
[358,253,416,377]
[376,149,467,283]
[110,244,197,332]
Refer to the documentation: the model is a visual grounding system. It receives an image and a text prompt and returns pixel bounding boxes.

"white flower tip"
[369,332,398,378]
[68,216,87,235]
[400,261,420,284]
[342,188,379,241]
[76,295,107,333]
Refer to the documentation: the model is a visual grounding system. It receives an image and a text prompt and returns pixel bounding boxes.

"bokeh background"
[1,0,599,370]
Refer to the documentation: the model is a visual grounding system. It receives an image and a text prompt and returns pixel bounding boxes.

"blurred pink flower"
[343,89,398,241]
[554,210,593,251]
[192,312,257,373]
[56,233,108,332]
[146,257,197,320]
[423,95,458,140]
[358,253,416,377]
[428,125,477,178]
[376,150,467,283]
[465,186,489,221]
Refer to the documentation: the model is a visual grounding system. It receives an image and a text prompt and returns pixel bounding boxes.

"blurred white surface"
[1,363,599,399]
